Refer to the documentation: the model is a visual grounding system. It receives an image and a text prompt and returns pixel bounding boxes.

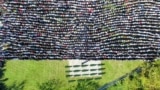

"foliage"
[38,79,63,90]
[2,60,143,90]
[108,60,160,90]
[68,80,100,90]
[6,81,26,90]
[3,60,68,90]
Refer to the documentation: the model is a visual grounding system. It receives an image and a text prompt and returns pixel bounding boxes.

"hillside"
[108,60,160,90]
[0,60,143,90]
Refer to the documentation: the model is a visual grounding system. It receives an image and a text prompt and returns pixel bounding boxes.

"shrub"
[38,79,63,90]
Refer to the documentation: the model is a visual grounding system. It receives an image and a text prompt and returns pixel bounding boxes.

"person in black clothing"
[146,45,158,62]
[0,47,5,67]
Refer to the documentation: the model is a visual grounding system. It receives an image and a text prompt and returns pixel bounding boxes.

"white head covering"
[0,21,3,27]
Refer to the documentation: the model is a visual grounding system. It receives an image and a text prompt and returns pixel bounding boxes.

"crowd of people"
[0,0,160,60]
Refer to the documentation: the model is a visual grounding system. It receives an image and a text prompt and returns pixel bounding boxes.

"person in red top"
[125,0,130,14]
[0,0,4,4]
[88,8,94,13]
[0,0,6,11]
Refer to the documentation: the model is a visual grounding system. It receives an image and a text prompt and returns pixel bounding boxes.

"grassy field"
[108,60,160,90]
[0,60,144,90]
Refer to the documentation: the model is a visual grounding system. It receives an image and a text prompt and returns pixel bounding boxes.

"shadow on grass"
[69,79,100,90]
[0,61,26,90]
[98,61,159,90]
[37,79,63,90]
[98,64,143,90]
[0,61,8,90]
[6,81,26,90]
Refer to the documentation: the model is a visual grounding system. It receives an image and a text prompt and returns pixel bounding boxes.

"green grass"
[2,60,68,90]
[99,60,144,85]
[108,60,160,90]
[0,60,144,90]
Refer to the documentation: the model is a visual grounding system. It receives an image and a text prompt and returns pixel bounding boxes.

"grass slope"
[100,60,144,85]
[108,60,160,90]
[1,60,144,90]
[2,60,68,90]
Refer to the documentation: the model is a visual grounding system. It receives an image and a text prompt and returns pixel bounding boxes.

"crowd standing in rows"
[0,0,160,60]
